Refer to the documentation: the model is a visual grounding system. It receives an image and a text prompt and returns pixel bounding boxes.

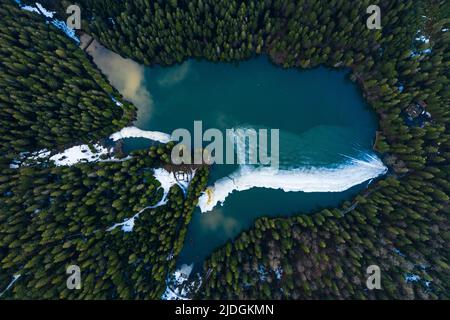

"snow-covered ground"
[415,34,430,44]
[49,144,111,166]
[10,144,115,168]
[162,263,198,300]
[393,248,432,288]
[107,168,196,232]
[16,1,79,43]
[106,168,176,232]
[152,167,196,197]
[161,286,191,300]
[11,144,133,168]
[110,96,123,107]
[410,27,432,57]
[106,197,168,232]
[35,2,54,18]
[153,168,180,197]
[110,126,172,144]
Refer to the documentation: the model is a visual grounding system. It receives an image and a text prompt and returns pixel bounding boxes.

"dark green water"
[115,57,383,269]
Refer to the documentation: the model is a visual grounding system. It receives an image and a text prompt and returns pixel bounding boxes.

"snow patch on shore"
[174,264,194,285]
[20,5,39,14]
[110,96,123,107]
[10,144,132,168]
[35,3,55,18]
[49,144,110,166]
[107,168,195,232]
[162,286,191,300]
[153,168,178,200]
[110,126,172,144]
[198,153,387,213]
[153,168,197,197]
[162,264,195,300]
[16,1,79,43]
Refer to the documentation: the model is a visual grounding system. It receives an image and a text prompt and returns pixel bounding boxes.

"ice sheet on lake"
[198,153,388,213]
[110,126,172,144]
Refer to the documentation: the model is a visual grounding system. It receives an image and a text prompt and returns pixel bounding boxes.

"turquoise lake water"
[86,41,382,272]
[116,57,381,269]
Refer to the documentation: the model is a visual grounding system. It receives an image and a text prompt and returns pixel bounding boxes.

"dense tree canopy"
[1,0,448,299]
[1,143,209,299]
[0,2,135,160]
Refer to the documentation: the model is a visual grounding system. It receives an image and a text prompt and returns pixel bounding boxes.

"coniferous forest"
[0,3,136,161]
[1,0,449,299]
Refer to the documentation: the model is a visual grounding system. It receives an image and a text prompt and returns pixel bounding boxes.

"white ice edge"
[109,126,172,144]
[198,153,388,213]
